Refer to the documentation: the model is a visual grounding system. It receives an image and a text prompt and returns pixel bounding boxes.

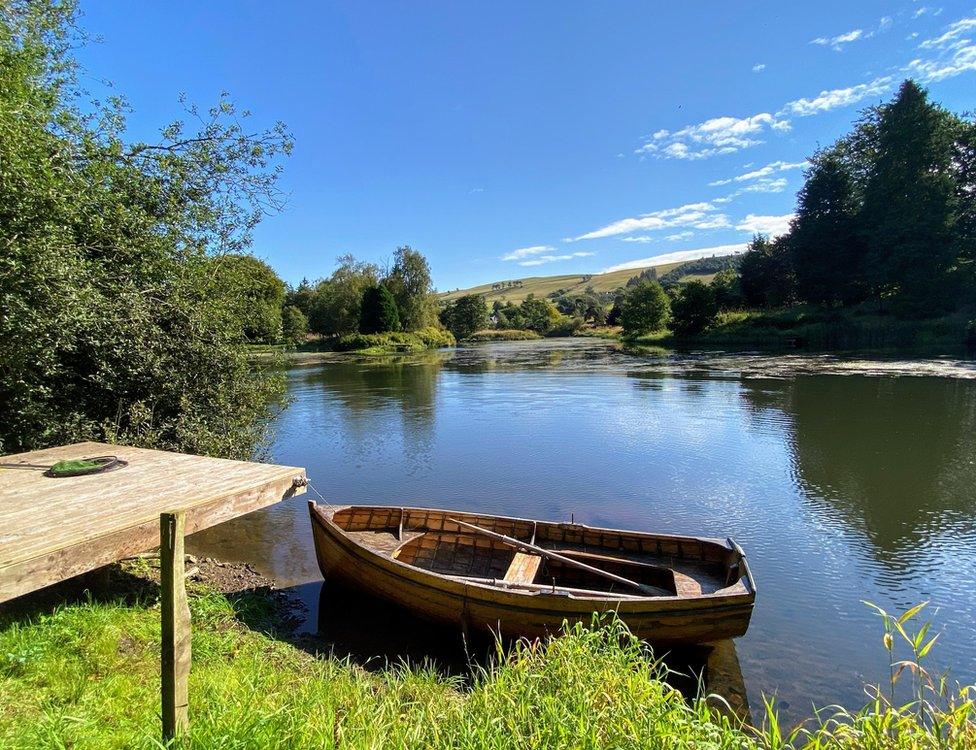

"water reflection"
[189,339,976,722]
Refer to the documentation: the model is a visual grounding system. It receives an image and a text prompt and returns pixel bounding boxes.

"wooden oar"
[447,517,655,596]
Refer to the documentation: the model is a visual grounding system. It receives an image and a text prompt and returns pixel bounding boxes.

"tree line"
[739,80,975,318]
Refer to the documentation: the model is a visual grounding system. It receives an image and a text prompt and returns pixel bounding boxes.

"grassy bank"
[465,329,543,342]
[624,308,975,354]
[2,570,973,749]
[250,327,456,361]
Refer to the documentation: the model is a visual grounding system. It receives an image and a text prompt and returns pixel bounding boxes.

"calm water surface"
[191,339,976,718]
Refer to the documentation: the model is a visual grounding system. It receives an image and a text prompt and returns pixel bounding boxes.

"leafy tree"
[308,254,379,336]
[519,295,561,334]
[440,294,489,339]
[384,245,437,330]
[669,281,718,335]
[739,235,796,308]
[281,305,308,345]
[212,255,286,343]
[861,80,961,315]
[359,285,401,334]
[710,269,744,310]
[619,279,670,335]
[0,0,292,458]
[493,301,525,329]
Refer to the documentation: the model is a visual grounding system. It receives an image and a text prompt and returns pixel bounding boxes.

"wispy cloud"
[709,160,808,186]
[811,28,865,50]
[635,113,790,160]
[666,231,695,242]
[780,76,893,116]
[604,244,749,273]
[908,16,976,81]
[735,213,795,237]
[573,201,730,241]
[810,16,893,51]
[501,245,554,261]
[752,63,766,73]
[519,251,595,267]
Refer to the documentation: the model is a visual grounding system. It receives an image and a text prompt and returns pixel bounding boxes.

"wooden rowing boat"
[308,501,756,644]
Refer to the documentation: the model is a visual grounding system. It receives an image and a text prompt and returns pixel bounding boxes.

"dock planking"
[0,441,306,603]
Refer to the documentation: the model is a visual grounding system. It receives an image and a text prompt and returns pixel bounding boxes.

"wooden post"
[160,511,190,741]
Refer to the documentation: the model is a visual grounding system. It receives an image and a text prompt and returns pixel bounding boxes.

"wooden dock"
[0,440,307,740]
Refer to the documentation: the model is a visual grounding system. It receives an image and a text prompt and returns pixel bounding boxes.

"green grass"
[438,262,693,305]
[1,576,973,749]
[334,327,456,355]
[465,329,543,342]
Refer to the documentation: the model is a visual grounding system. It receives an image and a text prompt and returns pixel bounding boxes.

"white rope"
[305,479,338,510]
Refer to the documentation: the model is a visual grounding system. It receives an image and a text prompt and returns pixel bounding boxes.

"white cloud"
[735,213,795,237]
[518,251,595,267]
[781,76,893,116]
[574,201,729,240]
[666,231,695,242]
[812,28,865,50]
[908,16,976,82]
[742,177,788,193]
[604,244,749,273]
[501,245,553,261]
[918,16,974,48]
[752,63,766,73]
[636,112,790,160]
[709,160,807,186]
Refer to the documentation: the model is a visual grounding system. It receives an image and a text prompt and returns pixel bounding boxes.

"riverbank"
[1,560,973,748]
[612,307,975,354]
[250,327,456,361]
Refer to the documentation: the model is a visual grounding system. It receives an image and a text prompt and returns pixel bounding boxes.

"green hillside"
[438,260,691,304]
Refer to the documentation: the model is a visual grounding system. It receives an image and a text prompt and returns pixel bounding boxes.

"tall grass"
[1,582,973,749]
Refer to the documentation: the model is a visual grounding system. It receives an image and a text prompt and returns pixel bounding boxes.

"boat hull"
[309,502,754,644]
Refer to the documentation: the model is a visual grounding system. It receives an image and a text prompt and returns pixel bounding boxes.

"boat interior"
[325,505,747,599]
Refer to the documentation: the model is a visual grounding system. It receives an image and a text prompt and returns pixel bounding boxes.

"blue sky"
[76,1,975,289]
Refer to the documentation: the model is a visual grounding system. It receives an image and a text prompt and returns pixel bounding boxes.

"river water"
[190,338,976,719]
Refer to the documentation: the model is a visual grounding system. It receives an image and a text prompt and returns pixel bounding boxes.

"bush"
[466,329,542,342]
[669,281,719,336]
[620,279,670,336]
[335,327,455,353]
[546,315,584,338]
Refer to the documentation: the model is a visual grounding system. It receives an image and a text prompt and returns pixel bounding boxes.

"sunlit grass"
[1,581,973,749]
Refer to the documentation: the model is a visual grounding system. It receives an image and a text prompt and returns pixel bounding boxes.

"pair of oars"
[447,517,659,596]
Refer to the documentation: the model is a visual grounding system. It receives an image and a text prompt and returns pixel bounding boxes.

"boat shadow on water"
[283,578,751,723]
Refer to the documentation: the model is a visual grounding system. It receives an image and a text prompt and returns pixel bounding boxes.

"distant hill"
[438,255,736,304]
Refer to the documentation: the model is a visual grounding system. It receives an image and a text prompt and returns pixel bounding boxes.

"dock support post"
[160,511,190,741]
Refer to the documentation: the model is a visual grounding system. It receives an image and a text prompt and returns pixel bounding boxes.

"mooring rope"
[303,478,339,510]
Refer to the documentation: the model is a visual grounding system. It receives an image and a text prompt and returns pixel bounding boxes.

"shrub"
[546,315,584,338]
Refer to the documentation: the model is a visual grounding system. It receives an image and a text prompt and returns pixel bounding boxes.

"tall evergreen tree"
[861,80,959,315]
[791,152,868,306]
[739,235,796,308]
[359,285,401,334]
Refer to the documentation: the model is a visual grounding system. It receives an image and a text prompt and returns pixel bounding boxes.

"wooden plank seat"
[503,552,542,584]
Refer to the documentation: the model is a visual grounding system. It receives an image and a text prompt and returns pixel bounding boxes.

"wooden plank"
[503,552,541,584]
[0,443,306,603]
[160,512,190,740]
